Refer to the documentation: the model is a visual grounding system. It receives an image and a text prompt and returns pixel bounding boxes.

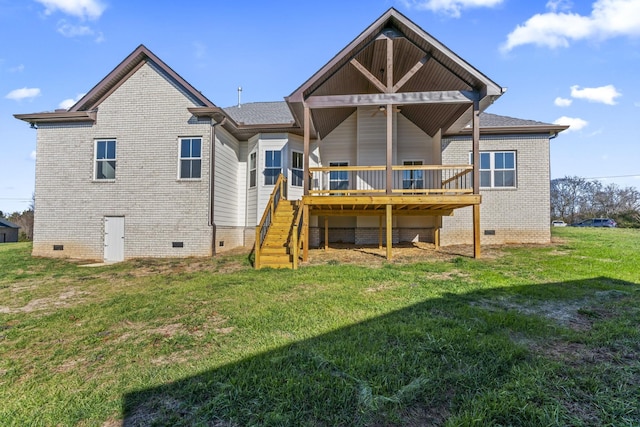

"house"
[0,218,20,243]
[15,8,566,267]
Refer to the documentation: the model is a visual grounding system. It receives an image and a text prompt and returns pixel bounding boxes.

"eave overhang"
[451,124,570,137]
[14,111,97,124]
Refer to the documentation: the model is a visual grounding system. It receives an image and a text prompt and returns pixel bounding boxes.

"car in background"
[571,218,617,228]
[551,220,567,227]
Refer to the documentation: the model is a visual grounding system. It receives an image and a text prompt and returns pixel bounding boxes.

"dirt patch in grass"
[0,288,90,314]
[304,242,517,267]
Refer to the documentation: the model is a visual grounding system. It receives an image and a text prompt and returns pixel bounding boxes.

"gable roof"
[15,45,215,125]
[0,218,20,229]
[71,45,215,112]
[285,8,504,139]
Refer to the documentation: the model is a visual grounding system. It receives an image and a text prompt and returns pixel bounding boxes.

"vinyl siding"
[213,127,240,227]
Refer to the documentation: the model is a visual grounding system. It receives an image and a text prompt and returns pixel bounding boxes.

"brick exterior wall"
[440,134,552,246]
[33,62,216,260]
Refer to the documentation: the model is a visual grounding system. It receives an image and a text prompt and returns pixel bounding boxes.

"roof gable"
[0,218,20,229]
[286,8,504,138]
[70,45,215,112]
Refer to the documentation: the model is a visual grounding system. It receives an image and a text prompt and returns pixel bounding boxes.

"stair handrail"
[255,173,287,269]
[290,199,305,270]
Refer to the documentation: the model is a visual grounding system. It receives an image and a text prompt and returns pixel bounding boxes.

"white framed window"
[249,152,257,188]
[264,150,281,185]
[402,160,424,190]
[95,139,116,180]
[470,151,516,188]
[291,151,304,187]
[329,161,349,191]
[179,137,202,179]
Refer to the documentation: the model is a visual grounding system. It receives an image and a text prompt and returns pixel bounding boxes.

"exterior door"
[104,216,124,262]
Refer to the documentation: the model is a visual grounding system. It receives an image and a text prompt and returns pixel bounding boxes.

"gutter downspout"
[209,116,227,256]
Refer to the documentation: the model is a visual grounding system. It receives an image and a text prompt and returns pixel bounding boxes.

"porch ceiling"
[287,8,503,139]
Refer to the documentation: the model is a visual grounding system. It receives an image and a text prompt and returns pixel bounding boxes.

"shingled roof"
[223,102,295,125]
[222,102,564,135]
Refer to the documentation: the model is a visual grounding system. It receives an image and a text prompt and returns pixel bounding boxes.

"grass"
[0,228,639,426]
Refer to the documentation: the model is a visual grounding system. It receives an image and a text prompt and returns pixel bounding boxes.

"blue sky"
[2,0,640,213]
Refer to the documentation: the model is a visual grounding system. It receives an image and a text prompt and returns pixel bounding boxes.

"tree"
[551,176,640,227]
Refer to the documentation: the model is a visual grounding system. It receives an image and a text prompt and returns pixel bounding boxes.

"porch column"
[303,105,310,261]
[386,204,393,260]
[472,99,481,258]
[386,102,393,195]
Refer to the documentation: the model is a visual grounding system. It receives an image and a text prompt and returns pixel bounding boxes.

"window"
[329,161,349,191]
[95,140,116,180]
[470,151,516,188]
[264,150,281,185]
[180,138,202,179]
[402,160,424,190]
[249,152,257,188]
[292,151,304,187]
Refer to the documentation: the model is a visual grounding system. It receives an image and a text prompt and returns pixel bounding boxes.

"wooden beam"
[473,204,481,258]
[386,102,393,195]
[392,56,428,92]
[386,36,393,91]
[303,204,309,261]
[350,59,387,93]
[472,99,481,259]
[379,216,383,249]
[305,90,479,109]
[303,106,310,196]
[308,209,454,217]
[472,99,480,195]
[303,195,480,205]
[386,204,393,260]
[324,216,329,250]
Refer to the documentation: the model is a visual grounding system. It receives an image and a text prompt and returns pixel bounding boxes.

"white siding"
[213,128,240,227]
[246,137,258,227]
[319,112,357,166]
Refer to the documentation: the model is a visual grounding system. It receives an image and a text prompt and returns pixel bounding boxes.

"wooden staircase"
[257,200,296,269]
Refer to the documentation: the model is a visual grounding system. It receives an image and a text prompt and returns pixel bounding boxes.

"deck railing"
[254,174,287,269]
[308,165,473,196]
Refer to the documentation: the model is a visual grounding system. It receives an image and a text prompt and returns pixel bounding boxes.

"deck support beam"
[324,216,329,250]
[386,204,393,260]
[472,99,481,259]
[303,106,310,261]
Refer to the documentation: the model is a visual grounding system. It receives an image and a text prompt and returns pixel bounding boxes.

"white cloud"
[570,84,621,105]
[554,116,588,131]
[35,0,106,20]
[9,64,25,73]
[502,0,640,51]
[58,93,86,110]
[554,97,573,107]
[5,87,41,101]
[57,20,93,37]
[399,0,503,17]
[30,150,37,161]
[546,0,573,12]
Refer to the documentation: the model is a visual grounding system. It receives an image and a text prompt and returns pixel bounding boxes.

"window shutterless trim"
[94,139,117,181]
[469,150,517,189]
[178,137,203,180]
[291,151,304,187]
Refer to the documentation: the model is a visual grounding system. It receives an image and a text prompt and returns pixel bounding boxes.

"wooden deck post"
[386,204,393,260]
[324,216,329,250]
[472,99,481,259]
[378,215,383,249]
[303,106,310,261]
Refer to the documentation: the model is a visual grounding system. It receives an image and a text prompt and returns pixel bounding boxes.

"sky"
[2,0,640,214]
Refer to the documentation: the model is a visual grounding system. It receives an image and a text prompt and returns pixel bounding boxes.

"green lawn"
[1,228,639,426]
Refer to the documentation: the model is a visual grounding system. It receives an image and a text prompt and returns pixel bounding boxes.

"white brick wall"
[33,62,216,260]
[440,134,552,246]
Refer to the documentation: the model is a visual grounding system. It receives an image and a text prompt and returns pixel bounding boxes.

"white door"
[104,216,125,262]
